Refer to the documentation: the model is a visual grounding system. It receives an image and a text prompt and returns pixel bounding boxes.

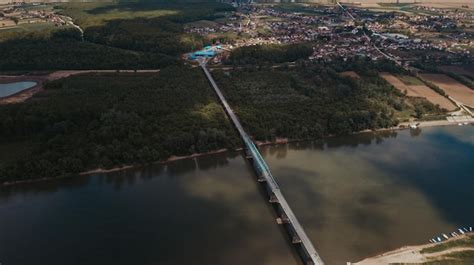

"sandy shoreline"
[2,119,473,187]
[353,232,474,264]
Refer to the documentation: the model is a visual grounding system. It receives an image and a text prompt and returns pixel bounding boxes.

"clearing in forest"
[339,71,360,79]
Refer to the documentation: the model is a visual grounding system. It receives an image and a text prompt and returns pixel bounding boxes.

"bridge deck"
[200,60,324,265]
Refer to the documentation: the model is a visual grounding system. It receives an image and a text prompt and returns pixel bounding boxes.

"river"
[0,125,473,265]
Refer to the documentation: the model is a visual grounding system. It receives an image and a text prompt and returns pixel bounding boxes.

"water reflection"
[262,126,474,264]
[0,126,472,265]
[0,152,298,265]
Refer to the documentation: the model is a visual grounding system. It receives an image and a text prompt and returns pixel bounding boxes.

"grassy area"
[445,250,474,260]
[57,2,179,29]
[421,235,474,254]
[0,1,233,71]
[0,21,72,42]
[57,1,230,29]
[271,3,326,16]
[377,3,413,8]
[423,250,474,264]
[395,74,425,86]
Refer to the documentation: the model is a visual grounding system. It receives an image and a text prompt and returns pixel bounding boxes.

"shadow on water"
[0,151,298,265]
[281,128,474,228]
[374,128,474,226]
[261,126,474,264]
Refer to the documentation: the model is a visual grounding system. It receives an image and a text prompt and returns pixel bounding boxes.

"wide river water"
[0,126,473,265]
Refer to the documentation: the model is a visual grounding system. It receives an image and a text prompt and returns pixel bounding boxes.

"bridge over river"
[199,59,324,265]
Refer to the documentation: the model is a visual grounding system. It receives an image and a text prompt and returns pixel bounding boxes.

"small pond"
[0,81,37,98]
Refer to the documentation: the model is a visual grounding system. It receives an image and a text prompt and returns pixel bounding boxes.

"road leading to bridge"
[199,59,324,265]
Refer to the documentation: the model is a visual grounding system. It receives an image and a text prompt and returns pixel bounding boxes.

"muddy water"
[0,126,472,265]
[261,125,474,264]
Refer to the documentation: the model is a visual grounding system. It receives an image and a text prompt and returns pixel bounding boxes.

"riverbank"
[1,148,231,187]
[353,233,474,264]
[2,120,472,187]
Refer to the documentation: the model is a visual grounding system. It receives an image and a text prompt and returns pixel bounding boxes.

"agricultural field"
[380,73,456,111]
[420,73,474,107]
[440,65,474,80]
[395,74,425,86]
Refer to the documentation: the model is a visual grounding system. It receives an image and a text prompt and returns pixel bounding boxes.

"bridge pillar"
[269,193,279,204]
[292,235,302,244]
[276,213,290,224]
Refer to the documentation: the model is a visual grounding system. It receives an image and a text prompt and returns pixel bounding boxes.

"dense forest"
[0,1,233,71]
[0,66,239,182]
[0,30,177,71]
[226,43,313,65]
[213,58,438,141]
[0,58,444,182]
[80,2,233,55]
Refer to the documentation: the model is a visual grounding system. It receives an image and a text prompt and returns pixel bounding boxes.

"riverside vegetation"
[0,67,240,182]
[214,58,445,141]
[0,59,444,183]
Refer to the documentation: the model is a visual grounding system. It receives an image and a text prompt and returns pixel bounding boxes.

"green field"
[57,2,179,29]
[420,235,474,264]
[57,1,231,29]
[0,21,71,42]
[395,74,425,86]
[422,235,474,254]
[0,1,234,71]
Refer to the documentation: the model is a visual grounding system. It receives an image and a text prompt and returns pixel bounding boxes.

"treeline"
[84,17,206,56]
[0,29,177,71]
[413,63,474,90]
[1,2,232,71]
[70,1,232,55]
[226,43,313,65]
[0,66,239,182]
[213,62,417,141]
[84,2,232,55]
[445,71,474,90]
[414,63,474,89]
[328,57,404,75]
